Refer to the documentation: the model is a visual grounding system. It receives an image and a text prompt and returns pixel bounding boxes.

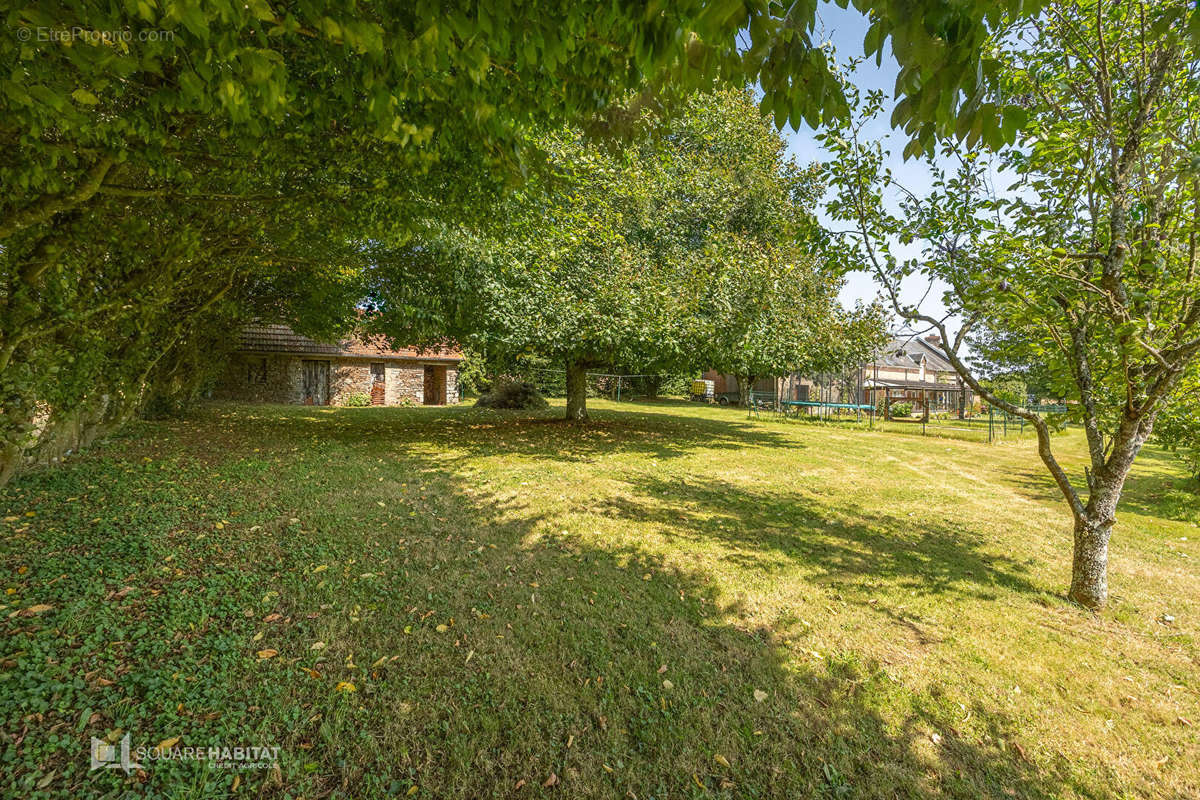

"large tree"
[369,89,863,420]
[823,0,1200,608]
[11,1,1193,479]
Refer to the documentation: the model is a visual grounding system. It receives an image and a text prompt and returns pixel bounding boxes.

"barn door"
[302,360,330,405]
[422,365,446,405]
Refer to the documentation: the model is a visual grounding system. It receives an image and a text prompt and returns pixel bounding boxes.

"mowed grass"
[1,400,1196,799]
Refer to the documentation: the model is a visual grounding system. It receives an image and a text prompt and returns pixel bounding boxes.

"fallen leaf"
[542,772,559,787]
[753,689,767,702]
[714,753,731,768]
[256,649,278,660]
[310,641,326,650]
[156,736,180,751]
[20,604,54,616]
[662,679,674,690]
[334,682,356,693]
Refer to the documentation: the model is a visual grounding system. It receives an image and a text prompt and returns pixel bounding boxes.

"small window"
[370,363,385,383]
[247,357,267,384]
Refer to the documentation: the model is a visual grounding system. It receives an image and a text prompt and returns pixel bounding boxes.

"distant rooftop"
[870,334,955,373]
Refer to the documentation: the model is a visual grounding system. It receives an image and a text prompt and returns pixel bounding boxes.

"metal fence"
[749,391,1068,444]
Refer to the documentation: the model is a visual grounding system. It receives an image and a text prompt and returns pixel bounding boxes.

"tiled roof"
[237,324,462,362]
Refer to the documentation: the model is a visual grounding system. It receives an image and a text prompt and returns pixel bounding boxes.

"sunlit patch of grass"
[0,399,1196,799]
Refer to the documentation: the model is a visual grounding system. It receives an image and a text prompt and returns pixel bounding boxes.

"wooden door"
[302,360,330,405]
[370,363,386,405]
[422,365,446,405]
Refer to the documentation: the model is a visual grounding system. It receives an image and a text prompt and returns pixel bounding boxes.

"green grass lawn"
[1,400,1196,799]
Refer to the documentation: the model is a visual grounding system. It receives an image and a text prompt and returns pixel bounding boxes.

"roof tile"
[238,324,462,362]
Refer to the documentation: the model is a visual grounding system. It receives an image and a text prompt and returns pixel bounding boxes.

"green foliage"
[888,401,914,418]
[452,348,490,397]
[821,0,1200,605]
[341,392,372,408]
[9,0,1195,474]
[371,90,876,417]
[0,0,1140,478]
[1153,375,1200,486]
[983,376,1027,408]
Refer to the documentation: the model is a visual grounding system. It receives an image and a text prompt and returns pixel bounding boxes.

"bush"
[474,380,549,410]
[889,401,914,418]
[342,392,371,407]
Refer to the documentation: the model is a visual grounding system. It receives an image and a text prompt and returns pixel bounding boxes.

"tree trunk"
[1068,429,1145,609]
[736,374,754,408]
[565,360,588,421]
[1069,513,1112,609]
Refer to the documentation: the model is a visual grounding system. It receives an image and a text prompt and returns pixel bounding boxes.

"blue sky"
[781,2,953,325]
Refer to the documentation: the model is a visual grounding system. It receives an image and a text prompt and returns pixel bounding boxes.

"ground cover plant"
[1,401,1195,799]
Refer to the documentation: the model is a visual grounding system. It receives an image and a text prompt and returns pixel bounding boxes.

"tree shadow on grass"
[595,474,1053,605]
[193,401,801,465]
[997,443,1198,525]
[5,406,1140,799]
[232,461,1090,799]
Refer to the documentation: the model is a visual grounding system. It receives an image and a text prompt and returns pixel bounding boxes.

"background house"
[859,334,971,415]
[213,324,462,406]
[765,334,972,416]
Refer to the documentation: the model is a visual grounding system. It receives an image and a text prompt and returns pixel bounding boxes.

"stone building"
[213,324,462,406]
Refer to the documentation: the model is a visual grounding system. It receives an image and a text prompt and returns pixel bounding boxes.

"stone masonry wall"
[215,356,459,406]
[330,363,372,405]
[213,354,302,403]
[385,365,425,405]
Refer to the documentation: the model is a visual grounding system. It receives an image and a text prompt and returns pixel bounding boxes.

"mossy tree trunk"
[565,360,588,421]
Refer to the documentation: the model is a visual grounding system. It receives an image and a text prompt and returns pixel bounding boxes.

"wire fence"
[748,391,1068,444]
[520,368,691,402]
[493,370,1068,446]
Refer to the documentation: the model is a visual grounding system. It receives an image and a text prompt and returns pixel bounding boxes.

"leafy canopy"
[367,90,865,390]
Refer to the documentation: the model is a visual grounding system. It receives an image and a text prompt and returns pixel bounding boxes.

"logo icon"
[90,733,142,774]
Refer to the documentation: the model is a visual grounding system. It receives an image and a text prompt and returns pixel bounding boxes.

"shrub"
[474,380,549,410]
[889,401,914,418]
[342,392,371,407]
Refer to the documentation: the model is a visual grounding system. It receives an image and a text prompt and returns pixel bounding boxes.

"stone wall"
[330,363,372,405]
[214,355,460,406]
[213,354,302,404]
[385,365,425,405]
